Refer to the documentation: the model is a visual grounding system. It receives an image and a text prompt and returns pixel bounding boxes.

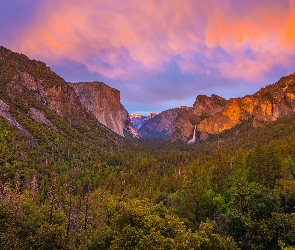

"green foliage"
[110,199,187,249]
[27,223,67,250]
[246,182,280,220]
[275,179,295,213]
[109,199,238,250]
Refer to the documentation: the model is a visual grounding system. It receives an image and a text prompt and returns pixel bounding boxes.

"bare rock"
[68,82,141,138]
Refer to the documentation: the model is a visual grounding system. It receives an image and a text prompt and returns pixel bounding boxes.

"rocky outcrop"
[172,73,295,142]
[68,82,141,138]
[4,60,90,127]
[123,118,142,138]
[0,99,37,142]
[29,107,58,131]
[171,95,227,142]
[139,108,180,139]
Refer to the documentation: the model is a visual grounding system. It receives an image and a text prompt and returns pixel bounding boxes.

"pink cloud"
[203,0,295,80]
[11,0,295,81]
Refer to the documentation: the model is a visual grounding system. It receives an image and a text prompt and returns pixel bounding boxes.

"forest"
[1,107,295,249]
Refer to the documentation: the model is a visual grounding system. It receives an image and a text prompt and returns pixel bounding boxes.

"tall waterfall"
[187,125,197,144]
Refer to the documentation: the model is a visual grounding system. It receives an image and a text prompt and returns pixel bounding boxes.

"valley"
[1,46,295,249]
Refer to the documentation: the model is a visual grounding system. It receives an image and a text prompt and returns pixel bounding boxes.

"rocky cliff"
[139,108,180,139]
[171,95,227,141]
[172,73,295,142]
[68,82,141,138]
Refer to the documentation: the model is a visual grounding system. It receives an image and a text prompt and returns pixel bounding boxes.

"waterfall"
[187,125,197,144]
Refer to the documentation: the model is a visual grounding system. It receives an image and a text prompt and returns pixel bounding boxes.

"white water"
[187,125,197,144]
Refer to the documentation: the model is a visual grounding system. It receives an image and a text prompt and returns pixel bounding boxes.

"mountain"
[171,95,227,142]
[130,112,158,130]
[171,73,295,142]
[130,114,148,129]
[139,108,180,139]
[68,82,141,138]
[0,46,137,149]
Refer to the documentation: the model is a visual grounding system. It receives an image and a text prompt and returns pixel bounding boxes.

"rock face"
[0,98,37,142]
[172,73,295,142]
[139,108,180,139]
[29,107,58,131]
[0,46,135,148]
[4,66,84,127]
[68,82,141,138]
[0,46,97,130]
[171,95,227,142]
[197,74,295,135]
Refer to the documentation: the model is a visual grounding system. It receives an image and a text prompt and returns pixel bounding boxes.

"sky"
[1,0,295,115]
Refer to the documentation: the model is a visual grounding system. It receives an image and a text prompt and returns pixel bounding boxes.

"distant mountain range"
[138,109,180,139]
[129,112,157,130]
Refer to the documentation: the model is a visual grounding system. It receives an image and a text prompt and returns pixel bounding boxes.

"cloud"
[12,0,295,82]
[4,0,295,112]
[12,0,207,80]
[203,0,295,80]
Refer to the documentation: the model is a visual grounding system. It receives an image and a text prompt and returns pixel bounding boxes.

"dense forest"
[1,105,295,249]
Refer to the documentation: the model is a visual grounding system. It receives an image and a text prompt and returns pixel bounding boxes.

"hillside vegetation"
[1,107,295,249]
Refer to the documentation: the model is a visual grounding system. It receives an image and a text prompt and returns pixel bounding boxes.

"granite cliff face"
[197,74,295,135]
[139,108,180,139]
[68,82,141,138]
[171,95,227,141]
[172,73,295,142]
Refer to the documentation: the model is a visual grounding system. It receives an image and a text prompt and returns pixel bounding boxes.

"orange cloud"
[283,1,295,51]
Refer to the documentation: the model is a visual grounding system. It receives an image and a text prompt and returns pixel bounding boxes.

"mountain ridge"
[195,73,295,136]
[135,73,295,143]
[0,46,139,149]
[3,45,295,145]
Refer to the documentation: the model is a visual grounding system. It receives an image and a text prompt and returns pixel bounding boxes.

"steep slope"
[68,82,141,138]
[139,108,180,139]
[172,73,295,142]
[0,46,124,149]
